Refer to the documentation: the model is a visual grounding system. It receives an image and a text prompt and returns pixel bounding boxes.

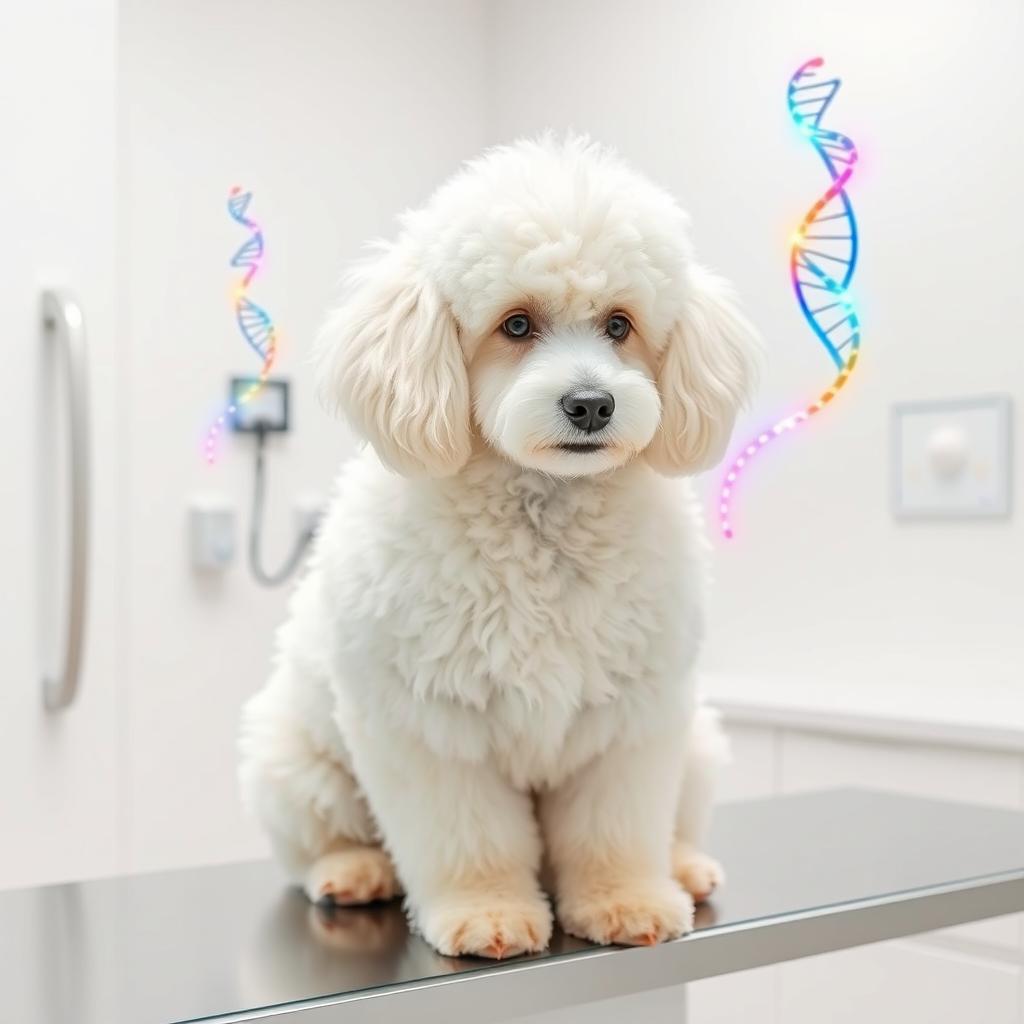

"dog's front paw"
[420,891,553,959]
[558,878,694,946]
[304,846,401,905]
[671,842,725,903]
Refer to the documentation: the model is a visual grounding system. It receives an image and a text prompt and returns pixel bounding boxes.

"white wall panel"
[486,0,1024,736]
[118,0,488,873]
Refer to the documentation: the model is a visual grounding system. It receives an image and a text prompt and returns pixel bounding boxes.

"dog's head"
[316,135,760,478]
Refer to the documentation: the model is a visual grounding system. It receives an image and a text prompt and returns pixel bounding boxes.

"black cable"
[248,427,316,587]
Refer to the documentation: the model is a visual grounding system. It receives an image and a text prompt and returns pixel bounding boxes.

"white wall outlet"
[891,396,1012,519]
[189,495,236,570]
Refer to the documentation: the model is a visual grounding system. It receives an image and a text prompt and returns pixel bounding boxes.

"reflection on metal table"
[3,789,1023,1023]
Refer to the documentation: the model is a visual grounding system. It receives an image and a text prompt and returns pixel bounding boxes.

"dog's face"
[317,136,760,479]
[468,306,662,478]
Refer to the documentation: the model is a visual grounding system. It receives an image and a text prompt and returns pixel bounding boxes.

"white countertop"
[703,672,1024,754]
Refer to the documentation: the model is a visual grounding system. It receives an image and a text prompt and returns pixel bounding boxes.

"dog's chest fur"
[323,452,699,789]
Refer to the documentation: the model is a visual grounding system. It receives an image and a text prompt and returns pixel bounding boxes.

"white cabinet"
[503,987,690,1023]
[0,0,121,889]
[779,941,1021,1024]
[778,731,1024,810]
[779,731,1024,952]
[688,965,777,1024]
[690,715,1024,1024]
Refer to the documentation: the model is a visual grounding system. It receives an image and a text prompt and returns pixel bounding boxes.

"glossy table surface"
[3,789,1024,1024]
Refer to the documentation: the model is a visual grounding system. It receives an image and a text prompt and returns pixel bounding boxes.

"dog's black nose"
[560,389,615,433]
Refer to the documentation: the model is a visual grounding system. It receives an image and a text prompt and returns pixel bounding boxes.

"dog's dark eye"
[606,314,631,341]
[501,313,533,339]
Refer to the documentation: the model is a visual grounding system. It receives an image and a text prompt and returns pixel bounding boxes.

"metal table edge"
[196,868,1024,1024]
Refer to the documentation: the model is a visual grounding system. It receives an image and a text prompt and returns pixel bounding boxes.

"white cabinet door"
[779,730,1024,953]
[689,965,777,1024]
[0,0,120,889]
[779,940,1021,1024]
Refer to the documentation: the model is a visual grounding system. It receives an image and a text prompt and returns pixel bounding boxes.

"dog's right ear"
[646,265,762,476]
[314,246,472,477]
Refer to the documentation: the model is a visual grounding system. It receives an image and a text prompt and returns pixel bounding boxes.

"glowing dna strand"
[718,57,860,539]
[203,187,279,463]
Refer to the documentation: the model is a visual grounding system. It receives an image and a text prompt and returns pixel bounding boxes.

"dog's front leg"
[345,725,552,959]
[541,724,695,946]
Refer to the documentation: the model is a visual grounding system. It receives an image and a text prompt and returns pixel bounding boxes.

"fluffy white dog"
[239,135,760,959]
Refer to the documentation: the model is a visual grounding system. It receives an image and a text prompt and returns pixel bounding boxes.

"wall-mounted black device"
[229,377,290,433]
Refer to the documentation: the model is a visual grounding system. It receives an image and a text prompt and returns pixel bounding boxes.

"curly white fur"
[239,135,759,958]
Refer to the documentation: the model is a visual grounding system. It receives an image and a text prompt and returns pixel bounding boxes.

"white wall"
[117,0,488,872]
[0,0,121,890]
[485,0,1024,697]
[9,0,1021,888]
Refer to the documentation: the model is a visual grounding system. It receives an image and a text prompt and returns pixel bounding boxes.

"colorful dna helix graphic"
[718,57,861,539]
[203,187,279,463]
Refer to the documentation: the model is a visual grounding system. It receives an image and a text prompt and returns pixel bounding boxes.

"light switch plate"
[189,495,236,570]
[891,395,1012,519]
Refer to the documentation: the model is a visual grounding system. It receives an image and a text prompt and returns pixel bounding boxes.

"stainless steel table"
[3,789,1023,1023]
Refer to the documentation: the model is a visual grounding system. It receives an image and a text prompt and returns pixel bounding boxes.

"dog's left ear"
[646,265,762,476]
[315,246,472,477]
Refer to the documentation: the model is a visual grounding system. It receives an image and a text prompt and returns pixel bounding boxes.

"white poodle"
[239,135,760,959]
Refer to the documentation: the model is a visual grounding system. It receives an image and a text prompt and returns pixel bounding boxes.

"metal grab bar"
[41,290,90,711]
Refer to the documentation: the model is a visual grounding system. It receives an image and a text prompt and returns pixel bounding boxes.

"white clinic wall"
[118,0,487,872]
[18,0,1014,887]
[485,0,1024,698]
